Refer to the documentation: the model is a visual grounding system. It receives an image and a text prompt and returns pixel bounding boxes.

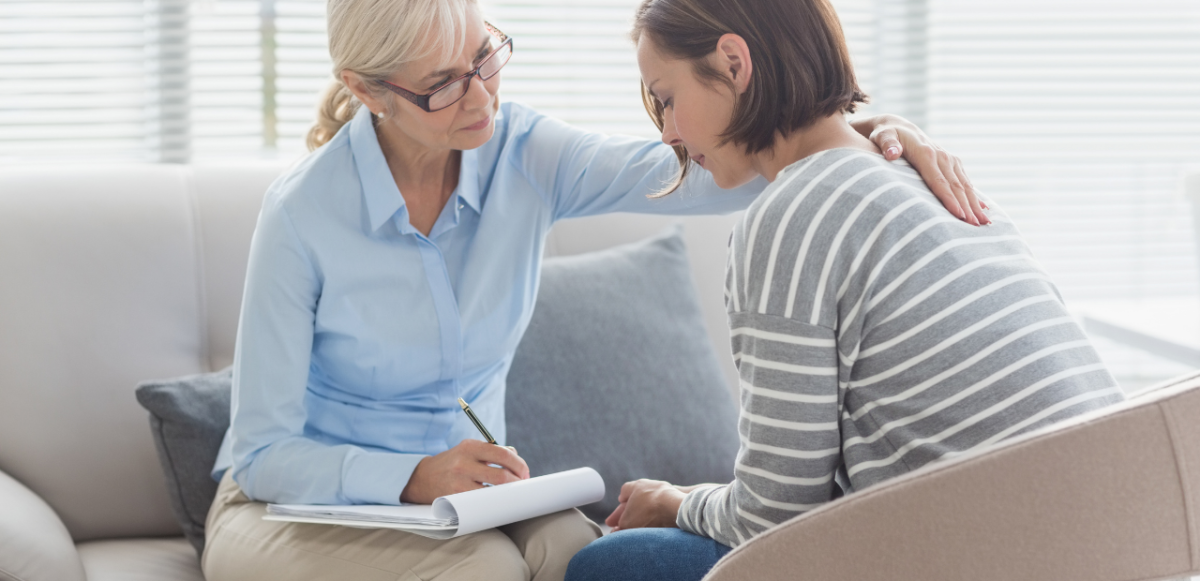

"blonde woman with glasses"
[201,0,985,579]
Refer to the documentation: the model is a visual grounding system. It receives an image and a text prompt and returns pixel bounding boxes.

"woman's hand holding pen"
[399,439,530,504]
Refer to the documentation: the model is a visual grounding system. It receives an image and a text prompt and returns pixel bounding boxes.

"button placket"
[413,236,465,416]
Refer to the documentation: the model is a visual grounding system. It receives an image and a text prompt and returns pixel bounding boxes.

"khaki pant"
[202,472,602,581]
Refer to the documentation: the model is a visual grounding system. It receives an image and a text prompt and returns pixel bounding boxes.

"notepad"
[263,467,605,540]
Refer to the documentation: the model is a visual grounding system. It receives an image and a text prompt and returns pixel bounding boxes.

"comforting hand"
[604,479,687,532]
[850,114,990,226]
[399,439,530,504]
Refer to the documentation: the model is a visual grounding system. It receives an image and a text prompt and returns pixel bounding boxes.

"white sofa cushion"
[0,166,205,541]
[76,538,203,581]
[0,470,85,581]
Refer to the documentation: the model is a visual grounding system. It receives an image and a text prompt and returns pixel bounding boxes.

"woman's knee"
[501,509,602,580]
[427,529,530,581]
[565,528,731,581]
[528,509,603,554]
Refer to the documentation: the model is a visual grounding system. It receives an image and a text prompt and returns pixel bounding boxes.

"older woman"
[199,0,984,580]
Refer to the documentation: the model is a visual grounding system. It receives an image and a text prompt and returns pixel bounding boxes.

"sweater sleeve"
[676,312,843,548]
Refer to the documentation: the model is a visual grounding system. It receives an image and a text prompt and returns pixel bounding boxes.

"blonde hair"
[306,0,478,150]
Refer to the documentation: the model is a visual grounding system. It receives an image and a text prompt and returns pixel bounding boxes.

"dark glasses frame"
[377,22,512,113]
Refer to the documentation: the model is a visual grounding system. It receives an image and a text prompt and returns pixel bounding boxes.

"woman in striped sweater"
[565,0,1124,579]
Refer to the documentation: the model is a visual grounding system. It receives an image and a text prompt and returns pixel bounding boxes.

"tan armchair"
[707,373,1200,581]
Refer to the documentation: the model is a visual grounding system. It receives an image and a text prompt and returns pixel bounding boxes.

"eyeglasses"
[378,22,513,113]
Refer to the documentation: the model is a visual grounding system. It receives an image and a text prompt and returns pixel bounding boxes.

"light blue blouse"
[212,102,761,505]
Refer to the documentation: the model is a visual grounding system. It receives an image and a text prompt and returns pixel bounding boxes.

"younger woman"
[566,0,1123,579]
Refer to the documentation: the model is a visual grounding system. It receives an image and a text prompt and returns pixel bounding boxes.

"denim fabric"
[565,528,731,581]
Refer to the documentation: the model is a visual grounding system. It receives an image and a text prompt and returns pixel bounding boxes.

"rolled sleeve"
[342,450,427,505]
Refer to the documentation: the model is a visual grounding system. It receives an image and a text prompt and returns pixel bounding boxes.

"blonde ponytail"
[307,80,360,151]
[307,0,478,151]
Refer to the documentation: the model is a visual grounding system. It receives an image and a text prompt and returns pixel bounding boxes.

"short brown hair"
[632,0,867,193]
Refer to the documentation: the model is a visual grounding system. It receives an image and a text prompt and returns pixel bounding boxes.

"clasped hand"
[400,439,530,504]
[604,479,692,532]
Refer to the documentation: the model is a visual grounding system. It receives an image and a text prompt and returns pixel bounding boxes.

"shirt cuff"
[342,450,426,505]
[676,484,724,535]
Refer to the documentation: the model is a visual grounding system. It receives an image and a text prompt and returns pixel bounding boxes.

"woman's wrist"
[399,456,430,504]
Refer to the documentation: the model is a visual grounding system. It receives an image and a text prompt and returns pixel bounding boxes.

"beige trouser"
[202,472,602,581]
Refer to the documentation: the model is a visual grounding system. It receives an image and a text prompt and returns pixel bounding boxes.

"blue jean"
[564,528,732,581]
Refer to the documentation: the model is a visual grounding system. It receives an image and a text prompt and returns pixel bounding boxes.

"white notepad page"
[264,467,605,540]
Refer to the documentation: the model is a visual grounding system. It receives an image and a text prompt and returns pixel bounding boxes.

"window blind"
[926,0,1200,303]
[3,0,1200,308]
[0,0,152,162]
[191,0,262,156]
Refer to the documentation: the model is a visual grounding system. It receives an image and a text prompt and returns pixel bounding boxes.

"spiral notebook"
[263,467,605,540]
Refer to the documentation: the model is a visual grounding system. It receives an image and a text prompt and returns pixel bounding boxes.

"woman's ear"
[340,69,386,117]
[714,33,753,94]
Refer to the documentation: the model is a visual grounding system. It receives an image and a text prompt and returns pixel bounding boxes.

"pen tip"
[457,397,468,410]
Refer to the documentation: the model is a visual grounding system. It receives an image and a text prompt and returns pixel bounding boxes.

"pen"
[458,397,497,445]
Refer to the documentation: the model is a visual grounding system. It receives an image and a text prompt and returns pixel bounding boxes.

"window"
[3,0,1199,385]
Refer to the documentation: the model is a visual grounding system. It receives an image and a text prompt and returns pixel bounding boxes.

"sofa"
[1,163,1198,581]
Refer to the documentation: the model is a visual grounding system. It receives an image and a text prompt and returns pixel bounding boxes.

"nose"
[660,112,682,147]
[462,72,494,110]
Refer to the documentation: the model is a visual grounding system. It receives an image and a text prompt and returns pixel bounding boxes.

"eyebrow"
[422,37,493,82]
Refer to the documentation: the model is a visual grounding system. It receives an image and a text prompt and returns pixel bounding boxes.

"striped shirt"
[677,147,1124,547]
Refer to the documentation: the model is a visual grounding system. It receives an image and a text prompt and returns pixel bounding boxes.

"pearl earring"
[376,111,385,120]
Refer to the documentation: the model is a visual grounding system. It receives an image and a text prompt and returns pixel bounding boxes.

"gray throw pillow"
[134,367,231,556]
[506,227,740,523]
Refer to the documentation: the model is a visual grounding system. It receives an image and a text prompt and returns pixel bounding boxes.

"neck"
[375,118,459,197]
[750,114,880,182]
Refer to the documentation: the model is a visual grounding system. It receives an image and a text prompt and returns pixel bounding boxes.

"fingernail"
[886,146,899,158]
[957,208,966,220]
[981,202,990,210]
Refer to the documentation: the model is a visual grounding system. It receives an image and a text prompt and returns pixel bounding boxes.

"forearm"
[676,483,748,547]
[234,436,425,505]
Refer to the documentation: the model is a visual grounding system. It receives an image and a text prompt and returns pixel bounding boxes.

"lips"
[464,116,491,131]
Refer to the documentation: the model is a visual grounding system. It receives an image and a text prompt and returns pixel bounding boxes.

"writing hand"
[400,439,530,504]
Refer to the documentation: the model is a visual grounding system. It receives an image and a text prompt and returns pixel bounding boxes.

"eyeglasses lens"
[429,78,469,111]
[427,40,512,112]
[479,43,512,79]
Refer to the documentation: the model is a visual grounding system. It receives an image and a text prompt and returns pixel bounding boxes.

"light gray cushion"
[76,538,204,581]
[506,227,740,523]
[0,469,87,581]
[134,368,232,556]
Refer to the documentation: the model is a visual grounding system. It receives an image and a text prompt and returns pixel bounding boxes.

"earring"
[376,111,385,120]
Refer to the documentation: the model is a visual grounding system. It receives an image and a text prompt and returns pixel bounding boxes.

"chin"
[710,170,749,190]
[455,121,495,151]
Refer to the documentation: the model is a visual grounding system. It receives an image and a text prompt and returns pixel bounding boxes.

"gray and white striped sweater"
[677,147,1124,547]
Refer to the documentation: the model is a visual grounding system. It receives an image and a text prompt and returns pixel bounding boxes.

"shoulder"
[730,148,1020,321]
[260,130,361,232]
[486,100,589,160]
[741,149,937,245]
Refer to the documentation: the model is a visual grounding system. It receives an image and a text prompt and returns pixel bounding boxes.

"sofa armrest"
[0,470,86,581]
